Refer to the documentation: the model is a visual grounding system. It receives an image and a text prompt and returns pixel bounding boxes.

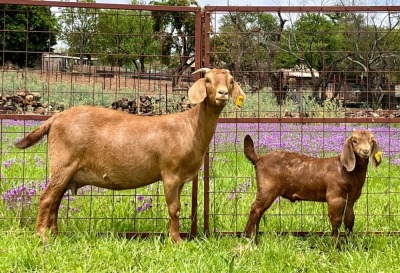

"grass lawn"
[1,229,400,273]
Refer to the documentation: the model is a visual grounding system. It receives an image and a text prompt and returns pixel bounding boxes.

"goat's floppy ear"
[230,82,246,109]
[340,136,356,172]
[188,78,207,104]
[370,139,382,168]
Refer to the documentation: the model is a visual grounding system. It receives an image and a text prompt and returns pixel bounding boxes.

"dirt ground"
[35,70,181,96]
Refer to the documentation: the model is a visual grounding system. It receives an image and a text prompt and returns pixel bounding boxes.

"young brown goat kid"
[243,130,381,243]
[15,68,245,243]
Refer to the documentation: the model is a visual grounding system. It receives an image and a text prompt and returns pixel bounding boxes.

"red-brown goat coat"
[243,130,381,243]
[15,68,245,243]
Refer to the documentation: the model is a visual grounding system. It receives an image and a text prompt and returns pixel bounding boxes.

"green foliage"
[58,0,98,61]
[0,5,59,68]
[150,0,198,76]
[96,7,159,71]
[222,87,345,118]
[211,12,279,72]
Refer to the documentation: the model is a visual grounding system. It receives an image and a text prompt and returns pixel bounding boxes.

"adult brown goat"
[243,130,381,243]
[15,68,245,243]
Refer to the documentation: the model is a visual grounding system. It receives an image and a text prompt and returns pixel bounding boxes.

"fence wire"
[0,1,399,238]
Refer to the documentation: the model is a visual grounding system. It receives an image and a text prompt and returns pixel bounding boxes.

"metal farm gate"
[0,0,399,239]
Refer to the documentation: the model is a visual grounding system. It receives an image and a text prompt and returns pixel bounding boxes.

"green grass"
[1,229,400,272]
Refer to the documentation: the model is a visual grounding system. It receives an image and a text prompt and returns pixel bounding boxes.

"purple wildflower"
[136,196,154,213]
[3,159,17,168]
[228,179,251,200]
[137,195,145,202]
[2,182,36,210]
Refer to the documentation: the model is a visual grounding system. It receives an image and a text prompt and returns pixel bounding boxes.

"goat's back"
[254,151,347,202]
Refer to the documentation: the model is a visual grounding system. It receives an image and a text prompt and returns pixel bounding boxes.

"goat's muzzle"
[215,89,229,104]
[360,149,370,158]
[355,147,371,159]
[218,89,229,96]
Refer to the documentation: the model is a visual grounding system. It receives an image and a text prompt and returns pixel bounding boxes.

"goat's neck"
[189,101,224,153]
[351,157,369,185]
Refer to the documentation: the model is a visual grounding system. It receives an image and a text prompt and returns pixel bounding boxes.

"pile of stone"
[111,95,192,115]
[0,90,45,114]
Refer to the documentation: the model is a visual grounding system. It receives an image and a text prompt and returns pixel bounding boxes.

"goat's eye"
[230,79,234,85]
[205,78,211,84]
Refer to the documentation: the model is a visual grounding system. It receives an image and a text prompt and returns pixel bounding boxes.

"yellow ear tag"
[374,151,382,163]
[235,95,244,108]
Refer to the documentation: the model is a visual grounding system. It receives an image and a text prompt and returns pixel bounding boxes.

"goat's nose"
[218,90,228,96]
[362,149,370,155]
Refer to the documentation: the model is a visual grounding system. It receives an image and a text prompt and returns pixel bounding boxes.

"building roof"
[280,65,319,78]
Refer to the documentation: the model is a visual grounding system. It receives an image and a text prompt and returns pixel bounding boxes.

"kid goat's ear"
[340,136,356,172]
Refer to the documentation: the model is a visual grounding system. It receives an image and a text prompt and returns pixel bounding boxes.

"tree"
[210,12,284,96]
[150,0,198,86]
[276,13,350,100]
[340,11,400,107]
[0,5,58,68]
[96,2,158,72]
[58,0,98,71]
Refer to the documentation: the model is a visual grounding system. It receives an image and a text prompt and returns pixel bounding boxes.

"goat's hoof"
[170,234,183,244]
[173,237,183,244]
[37,232,50,244]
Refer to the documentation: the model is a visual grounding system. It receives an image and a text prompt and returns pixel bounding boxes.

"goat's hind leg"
[48,187,68,235]
[244,192,278,243]
[36,165,76,241]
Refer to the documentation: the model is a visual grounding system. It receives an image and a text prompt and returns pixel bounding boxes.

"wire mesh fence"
[0,1,200,237]
[0,1,399,238]
[202,6,400,236]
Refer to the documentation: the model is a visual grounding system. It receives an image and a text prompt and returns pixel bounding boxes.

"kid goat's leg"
[244,191,279,242]
[343,202,355,236]
[327,196,347,243]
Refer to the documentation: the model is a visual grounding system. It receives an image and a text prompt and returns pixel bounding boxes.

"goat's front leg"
[327,196,347,244]
[163,179,184,243]
[343,202,355,237]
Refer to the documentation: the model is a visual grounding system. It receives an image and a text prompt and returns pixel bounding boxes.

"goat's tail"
[244,135,260,165]
[15,115,56,149]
